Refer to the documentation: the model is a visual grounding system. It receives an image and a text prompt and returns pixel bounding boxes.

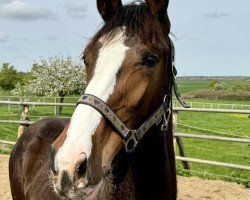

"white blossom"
[26,55,86,97]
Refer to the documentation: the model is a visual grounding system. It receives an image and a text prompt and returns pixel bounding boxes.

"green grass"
[177,80,211,93]
[173,78,250,186]
[0,97,77,143]
[175,111,250,187]
[178,112,250,137]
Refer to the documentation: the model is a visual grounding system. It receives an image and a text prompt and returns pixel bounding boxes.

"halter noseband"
[77,38,190,152]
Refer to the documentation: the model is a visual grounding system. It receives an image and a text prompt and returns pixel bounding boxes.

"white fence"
[173,101,250,110]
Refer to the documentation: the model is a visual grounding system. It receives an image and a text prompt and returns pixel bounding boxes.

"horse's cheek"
[124,72,149,109]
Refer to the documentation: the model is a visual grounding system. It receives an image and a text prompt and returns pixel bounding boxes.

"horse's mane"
[94,2,170,49]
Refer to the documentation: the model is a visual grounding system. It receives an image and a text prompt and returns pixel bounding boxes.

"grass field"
[176,111,250,187]
[177,78,250,93]
[174,78,250,187]
[0,78,250,186]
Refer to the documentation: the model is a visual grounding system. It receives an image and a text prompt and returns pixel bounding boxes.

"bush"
[231,83,250,92]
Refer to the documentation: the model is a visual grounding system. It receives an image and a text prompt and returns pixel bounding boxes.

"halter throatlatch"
[77,39,190,152]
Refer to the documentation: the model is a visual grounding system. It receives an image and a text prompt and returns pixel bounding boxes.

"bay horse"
[9,0,189,199]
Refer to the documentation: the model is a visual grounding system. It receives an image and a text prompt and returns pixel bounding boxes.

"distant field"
[177,80,211,93]
[0,77,250,186]
[177,78,250,94]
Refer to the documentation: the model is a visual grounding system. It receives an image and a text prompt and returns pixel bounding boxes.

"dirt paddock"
[1,154,249,200]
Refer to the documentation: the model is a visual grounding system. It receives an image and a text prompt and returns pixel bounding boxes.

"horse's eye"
[142,54,159,68]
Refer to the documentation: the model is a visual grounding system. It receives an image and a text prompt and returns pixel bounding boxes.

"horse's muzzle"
[50,150,89,198]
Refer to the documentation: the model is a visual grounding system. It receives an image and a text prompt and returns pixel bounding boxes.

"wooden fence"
[0,100,250,171]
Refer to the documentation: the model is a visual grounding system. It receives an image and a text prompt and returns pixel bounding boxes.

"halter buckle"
[161,108,171,132]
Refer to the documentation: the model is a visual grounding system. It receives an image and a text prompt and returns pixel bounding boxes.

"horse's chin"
[55,179,105,200]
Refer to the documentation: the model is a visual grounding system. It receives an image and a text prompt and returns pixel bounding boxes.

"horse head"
[50,0,172,198]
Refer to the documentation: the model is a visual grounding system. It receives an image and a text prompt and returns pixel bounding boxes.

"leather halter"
[77,38,190,152]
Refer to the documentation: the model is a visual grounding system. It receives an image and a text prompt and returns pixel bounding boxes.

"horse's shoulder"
[28,117,69,139]
[21,118,69,144]
[11,118,69,163]
[9,118,69,199]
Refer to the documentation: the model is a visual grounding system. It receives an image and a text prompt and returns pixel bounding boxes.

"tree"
[208,80,218,88]
[0,63,19,90]
[26,55,86,115]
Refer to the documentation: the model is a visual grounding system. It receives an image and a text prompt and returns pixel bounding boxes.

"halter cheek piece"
[76,38,190,152]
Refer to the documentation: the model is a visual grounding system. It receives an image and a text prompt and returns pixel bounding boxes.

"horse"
[9,0,188,199]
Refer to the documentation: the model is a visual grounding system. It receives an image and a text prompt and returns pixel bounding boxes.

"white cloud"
[203,10,230,19]
[4,45,20,51]
[64,1,87,19]
[0,1,57,21]
[46,36,58,43]
[0,0,12,4]
[15,37,29,42]
[0,32,8,42]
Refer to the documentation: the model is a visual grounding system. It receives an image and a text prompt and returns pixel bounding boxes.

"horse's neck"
[132,124,177,199]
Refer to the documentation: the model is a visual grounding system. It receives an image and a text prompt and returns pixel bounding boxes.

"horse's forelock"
[93,2,170,49]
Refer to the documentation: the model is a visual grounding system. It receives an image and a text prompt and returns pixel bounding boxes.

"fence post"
[18,103,29,137]
[173,110,190,170]
[173,111,178,152]
[54,97,57,115]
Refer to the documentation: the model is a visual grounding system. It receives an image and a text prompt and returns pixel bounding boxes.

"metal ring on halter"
[163,94,171,110]
[161,95,171,132]
[161,108,171,132]
[161,95,171,133]
[163,94,170,103]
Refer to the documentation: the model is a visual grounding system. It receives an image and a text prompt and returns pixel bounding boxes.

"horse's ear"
[97,0,122,21]
[145,0,169,21]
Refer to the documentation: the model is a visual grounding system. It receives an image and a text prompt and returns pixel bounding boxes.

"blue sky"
[0,0,249,76]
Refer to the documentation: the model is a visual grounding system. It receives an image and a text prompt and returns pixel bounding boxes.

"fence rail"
[0,100,75,107]
[176,156,250,171]
[174,101,250,110]
[175,107,250,114]
[174,133,250,143]
[0,140,15,145]
[0,120,32,125]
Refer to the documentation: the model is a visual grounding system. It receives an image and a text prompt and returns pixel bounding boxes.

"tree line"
[0,63,31,90]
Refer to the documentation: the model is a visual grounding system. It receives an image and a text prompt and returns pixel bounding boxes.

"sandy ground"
[0,155,12,200]
[1,154,249,200]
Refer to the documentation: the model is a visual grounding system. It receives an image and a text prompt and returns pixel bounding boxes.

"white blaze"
[55,30,129,171]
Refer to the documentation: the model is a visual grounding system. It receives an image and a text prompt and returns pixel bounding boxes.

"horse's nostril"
[51,164,58,175]
[77,157,87,176]
[50,160,58,175]
[50,150,58,175]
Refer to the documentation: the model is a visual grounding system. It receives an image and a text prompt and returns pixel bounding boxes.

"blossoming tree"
[26,55,86,115]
